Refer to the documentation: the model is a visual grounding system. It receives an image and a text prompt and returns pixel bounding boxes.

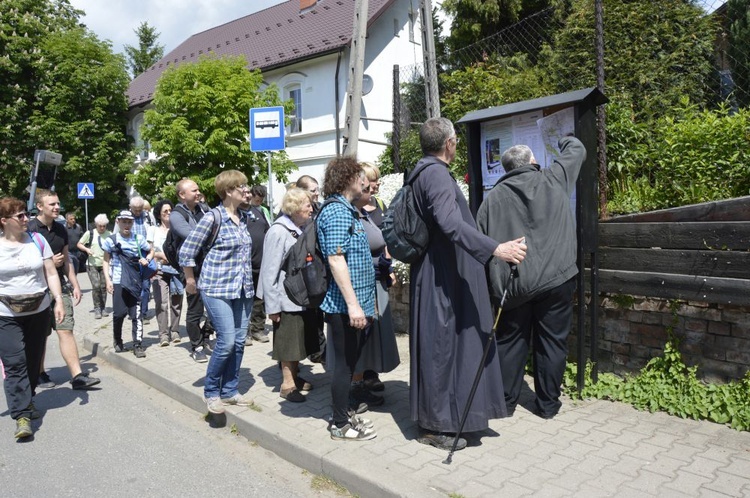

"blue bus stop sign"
[249,106,285,152]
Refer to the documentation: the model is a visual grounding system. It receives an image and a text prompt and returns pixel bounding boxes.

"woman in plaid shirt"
[179,170,255,415]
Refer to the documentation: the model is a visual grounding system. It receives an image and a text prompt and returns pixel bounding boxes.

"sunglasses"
[7,212,29,221]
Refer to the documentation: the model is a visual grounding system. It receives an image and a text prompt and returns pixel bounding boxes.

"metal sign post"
[249,106,285,221]
[77,182,95,228]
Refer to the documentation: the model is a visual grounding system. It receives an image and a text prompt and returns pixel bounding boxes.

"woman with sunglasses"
[0,197,65,439]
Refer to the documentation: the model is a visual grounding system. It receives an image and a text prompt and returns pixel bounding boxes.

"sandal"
[280,387,306,403]
[295,376,313,393]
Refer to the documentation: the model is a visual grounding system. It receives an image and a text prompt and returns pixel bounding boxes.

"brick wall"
[390,283,750,383]
[572,295,750,383]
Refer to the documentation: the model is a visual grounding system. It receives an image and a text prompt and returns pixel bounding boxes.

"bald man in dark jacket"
[477,136,586,420]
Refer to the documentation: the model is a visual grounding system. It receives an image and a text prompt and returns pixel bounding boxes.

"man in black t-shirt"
[28,190,99,390]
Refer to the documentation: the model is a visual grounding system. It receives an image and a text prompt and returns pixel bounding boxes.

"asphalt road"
[0,331,345,498]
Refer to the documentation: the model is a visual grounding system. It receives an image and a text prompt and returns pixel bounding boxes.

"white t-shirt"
[0,233,53,316]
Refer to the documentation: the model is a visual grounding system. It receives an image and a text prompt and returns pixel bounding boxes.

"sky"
[69,0,287,56]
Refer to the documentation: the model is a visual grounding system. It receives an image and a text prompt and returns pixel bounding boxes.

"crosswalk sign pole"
[85,199,89,230]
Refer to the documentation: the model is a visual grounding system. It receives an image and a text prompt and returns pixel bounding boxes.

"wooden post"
[342,0,369,157]
[392,64,402,173]
[420,0,440,118]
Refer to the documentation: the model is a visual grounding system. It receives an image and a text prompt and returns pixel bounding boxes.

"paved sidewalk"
[75,276,750,497]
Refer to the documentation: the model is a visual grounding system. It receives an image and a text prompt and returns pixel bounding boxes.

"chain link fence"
[389,0,750,195]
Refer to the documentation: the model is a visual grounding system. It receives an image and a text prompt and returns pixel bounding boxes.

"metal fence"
[391,0,750,177]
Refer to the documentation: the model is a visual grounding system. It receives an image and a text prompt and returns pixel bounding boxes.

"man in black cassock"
[408,117,527,451]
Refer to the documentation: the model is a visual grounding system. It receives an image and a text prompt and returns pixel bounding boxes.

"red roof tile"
[127,0,395,108]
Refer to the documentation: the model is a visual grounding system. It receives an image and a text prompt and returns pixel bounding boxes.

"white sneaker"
[206,396,225,414]
[329,423,376,441]
[221,394,254,407]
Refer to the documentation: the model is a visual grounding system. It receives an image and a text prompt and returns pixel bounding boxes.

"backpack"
[163,207,221,273]
[381,163,433,264]
[280,198,353,308]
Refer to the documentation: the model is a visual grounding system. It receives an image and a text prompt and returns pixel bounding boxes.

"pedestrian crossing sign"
[77,182,94,199]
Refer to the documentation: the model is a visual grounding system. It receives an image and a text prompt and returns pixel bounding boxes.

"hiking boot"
[94,308,102,320]
[191,347,208,363]
[221,394,254,406]
[417,431,467,451]
[329,423,376,441]
[37,371,55,389]
[206,396,225,414]
[14,417,32,439]
[71,372,101,390]
[133,343,146,358]
[251,332,269,343]
[350,384,384,406]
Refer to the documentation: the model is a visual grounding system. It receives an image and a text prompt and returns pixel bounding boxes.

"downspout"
[334,46,344,157]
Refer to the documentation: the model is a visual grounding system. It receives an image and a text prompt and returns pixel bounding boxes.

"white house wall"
[126,0,423,209]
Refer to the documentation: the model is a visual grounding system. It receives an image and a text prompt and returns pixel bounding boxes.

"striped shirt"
[179,204,254,300]
[317,195,375,316]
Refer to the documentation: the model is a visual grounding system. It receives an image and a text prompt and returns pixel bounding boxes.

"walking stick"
[443,264,517,465]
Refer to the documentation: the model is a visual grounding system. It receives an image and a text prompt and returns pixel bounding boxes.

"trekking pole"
[443,264,517,465]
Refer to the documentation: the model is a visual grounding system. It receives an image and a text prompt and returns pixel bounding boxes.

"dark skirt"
[355,279,400,373]
[272,309,321,362]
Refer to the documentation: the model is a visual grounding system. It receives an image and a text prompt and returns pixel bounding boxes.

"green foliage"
[563,336,750,432]
[550,0,717,120]
[441,54,553,122]
[728,0,750,108]
[133,55,296,199]
[607,100,750,213]
[0,0,131,215]
[442,0,553,56]
[124,21,165,78]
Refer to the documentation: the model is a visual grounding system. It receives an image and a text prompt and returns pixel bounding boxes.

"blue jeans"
[201,291,252,399]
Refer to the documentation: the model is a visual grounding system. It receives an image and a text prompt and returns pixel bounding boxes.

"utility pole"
[341,0,369,157]
[420,0,440,118]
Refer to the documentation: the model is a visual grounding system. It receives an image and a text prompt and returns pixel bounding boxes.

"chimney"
[300,0,317,11]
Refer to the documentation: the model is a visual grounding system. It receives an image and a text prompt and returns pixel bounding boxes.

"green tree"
[728,0,750,107]
[442,0,552,51]
[0,0,80,194]
[549,0,716,119]
[124,21,165,77]
[31,28,132,216]
[133,55,296,199]
[0,1,131,215]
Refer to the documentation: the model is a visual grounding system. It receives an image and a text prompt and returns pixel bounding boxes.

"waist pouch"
[0,291,47,313]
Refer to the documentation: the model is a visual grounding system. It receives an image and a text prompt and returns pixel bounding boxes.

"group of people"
[1,116,585,447]
[0,190,101,440]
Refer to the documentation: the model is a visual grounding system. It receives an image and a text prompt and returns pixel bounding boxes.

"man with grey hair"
[477,136,586,420]
[77,213,112,319]
[127,196,154,320]
[408,117,526,450]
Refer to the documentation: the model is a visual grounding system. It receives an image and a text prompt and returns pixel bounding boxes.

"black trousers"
[496,278,576,417]
[185,290,207,351]
[113,284,143,345]
[0,309,49,419]
[327,313,367,426]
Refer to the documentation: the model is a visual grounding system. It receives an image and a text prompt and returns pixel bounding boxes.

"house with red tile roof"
[126,0,425,198]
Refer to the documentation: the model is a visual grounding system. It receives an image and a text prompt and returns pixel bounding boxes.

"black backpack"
[163,207,221,273]
[280,197,354,308]
[381,163,433,263]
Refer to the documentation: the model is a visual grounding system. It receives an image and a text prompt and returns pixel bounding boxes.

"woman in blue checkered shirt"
[179,170,255,415]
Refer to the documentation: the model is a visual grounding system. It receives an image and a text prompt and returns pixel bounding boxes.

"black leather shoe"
[417,431,466,451]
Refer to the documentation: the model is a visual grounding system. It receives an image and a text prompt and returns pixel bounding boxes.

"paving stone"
[72,274,750,498]
[621,469,673,494]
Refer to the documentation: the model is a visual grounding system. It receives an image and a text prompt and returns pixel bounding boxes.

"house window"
[408,11,415,43]
[287,85,302,134]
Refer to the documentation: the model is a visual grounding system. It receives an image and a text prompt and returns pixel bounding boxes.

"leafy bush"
[563,336,750,431]
[607,101,750,214]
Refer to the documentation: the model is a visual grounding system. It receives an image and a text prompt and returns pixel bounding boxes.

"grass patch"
[310,475,352,496]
